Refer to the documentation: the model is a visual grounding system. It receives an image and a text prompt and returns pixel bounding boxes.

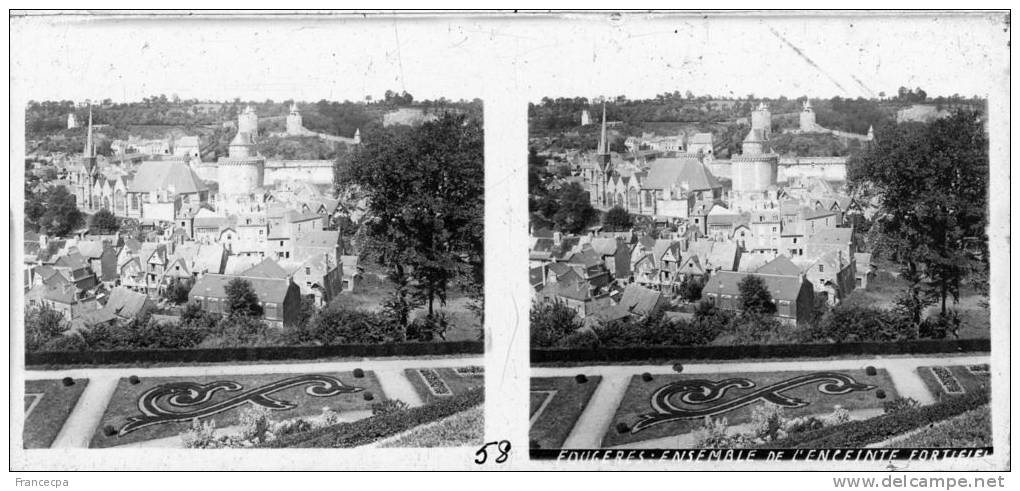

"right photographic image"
[526,17,997,463]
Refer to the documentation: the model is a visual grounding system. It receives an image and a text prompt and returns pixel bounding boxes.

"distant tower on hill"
[750,102,772,140]
[238,105,259,135]
[799,99,817,132]
[353,128,361,145]
[867,125,875,141]
[286,102,303,136]
[67,112,78,129]
[581,109,592,126]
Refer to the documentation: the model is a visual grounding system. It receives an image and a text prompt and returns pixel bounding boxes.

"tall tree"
[738,275,777,315]
[335,112,483,321]
[848,110,988,315]
[552,182,598,234]
[38,186,83,237]
[89,208,120,234]
[224,278,263,318]
[603,206,634,231]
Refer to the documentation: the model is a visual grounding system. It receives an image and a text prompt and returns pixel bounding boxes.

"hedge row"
[757,387,991,449]
[531,338,990,363]
[26,341,484,367]
[264,387,485,448]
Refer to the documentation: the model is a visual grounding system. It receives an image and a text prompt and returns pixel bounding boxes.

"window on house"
[305,267,311,275]
[818,264,824,273]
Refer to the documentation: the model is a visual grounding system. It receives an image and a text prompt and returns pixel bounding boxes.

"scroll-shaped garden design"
[603,369,895,448]
[90,371,382,448]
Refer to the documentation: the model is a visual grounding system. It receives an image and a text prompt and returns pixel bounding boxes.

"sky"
[10,12,1010,104]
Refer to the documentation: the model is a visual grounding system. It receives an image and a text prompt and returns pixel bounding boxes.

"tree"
[335,112,483,321]
[603,206,633,231]
[224,278,263,318]
[530,300,583,348]
[25,305,67,351]
[163,278,194,305]
[38,186,83,237]
[738,275,776,315]
[552,182,598,234]
[88,208,120,234]
[848,110,988,316]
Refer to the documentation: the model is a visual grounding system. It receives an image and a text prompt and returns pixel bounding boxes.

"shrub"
[531,300,583,348]
[786,417,825,435]
[575,374,588,384]
[809,304,916,343]
[641,372,654,382]
[865,366,877,376]
[558,329,600,349]
[363,392,375,401]
[883,397,920,414]
[371,399,410,416]
[691,416,756,449]
[287,304,405,346]
[353,368,365,378]
[615,422,630,434]
[102,424,117,437]
[128,375,140,385]
[876,389,887,399]
[672,363,684,373]
[407,310,451,342]
[62,377,74,387]
[750,403,787,442]
[530,439,541,449]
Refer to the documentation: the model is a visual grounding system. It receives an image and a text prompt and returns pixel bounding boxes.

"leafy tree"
[552,182,598,234]
[286,304,404,345]
[296,295,318,328]
[738,275,776,315]
[37,186,83,237]
[848,109,988,316]
[678,275,705,303]
[603,206,633,231]
[224,278,263,318]
[25,305,67,351]
[335,112,483,321]
[88,208,120,234]
[163,278,194,305]
[530,300,582,348]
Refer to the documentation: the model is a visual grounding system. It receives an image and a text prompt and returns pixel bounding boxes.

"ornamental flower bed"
[931,366,965,394]
[454,366,484,377]
[417,369,453,396]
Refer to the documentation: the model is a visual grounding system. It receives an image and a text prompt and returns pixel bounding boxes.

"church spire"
[597,102,608,155]
[85,104,95,158]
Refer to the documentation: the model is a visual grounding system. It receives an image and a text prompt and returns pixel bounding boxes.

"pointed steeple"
[597,102,608,155]
[84,104,95,158]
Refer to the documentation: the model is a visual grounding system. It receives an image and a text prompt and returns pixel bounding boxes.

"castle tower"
[353,128,361,145]
[867,125,875,141]
[238,104,259,135]
[67,112,78,129]
[731,126,778,194]
[799,99,817,132]
[216,109,265,204]
[750,102,772,140]
[286,102,303,136]
[581,109,592,126]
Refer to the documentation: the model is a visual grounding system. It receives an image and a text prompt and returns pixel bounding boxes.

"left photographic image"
[15,15,484,457]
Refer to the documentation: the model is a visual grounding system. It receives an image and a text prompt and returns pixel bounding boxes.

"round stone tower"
[238,105,259,135]
[217,131,265,198]
[731,128,778,194]
[286,103,303,136]
[750,102,772,140]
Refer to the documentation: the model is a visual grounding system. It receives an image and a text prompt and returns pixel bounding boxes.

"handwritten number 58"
[475,440,511,464]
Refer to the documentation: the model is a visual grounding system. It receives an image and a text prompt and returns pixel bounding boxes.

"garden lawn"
[603,369,896,447]
[916,365,990,400]
[377,405,484,448]
[404,366,484,404]
[530,376,602,450]
[24,379,89,449]
[89,370,382,448]
[889,405,991,448]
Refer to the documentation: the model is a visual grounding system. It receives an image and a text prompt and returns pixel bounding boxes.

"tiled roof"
[702,271,806,302]
[241,258,291,279]
[642,157,722,191]
[127,161,208,194]
[756,255,801,276]
[190,274,294,304]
